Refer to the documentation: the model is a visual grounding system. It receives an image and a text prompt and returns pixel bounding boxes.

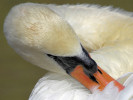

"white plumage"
[4,3,133,100]
[29,73,133,100]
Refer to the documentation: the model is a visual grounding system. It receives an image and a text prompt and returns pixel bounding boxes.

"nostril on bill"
[98,69,102,74]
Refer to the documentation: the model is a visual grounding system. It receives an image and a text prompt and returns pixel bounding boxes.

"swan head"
[4,4,81,56]
[4,3,125,92]
[4,3,97,75]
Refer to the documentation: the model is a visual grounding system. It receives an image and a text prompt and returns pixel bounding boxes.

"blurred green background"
[0,0,133,100]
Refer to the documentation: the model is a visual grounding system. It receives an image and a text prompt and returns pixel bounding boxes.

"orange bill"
[70,65,125,92]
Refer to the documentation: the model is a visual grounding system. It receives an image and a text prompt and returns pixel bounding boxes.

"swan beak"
[70,65,125,92]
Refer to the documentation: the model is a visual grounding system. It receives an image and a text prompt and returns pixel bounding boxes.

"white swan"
[4,3,133,100]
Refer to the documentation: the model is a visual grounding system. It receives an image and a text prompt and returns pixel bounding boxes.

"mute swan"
[4,3,133,100]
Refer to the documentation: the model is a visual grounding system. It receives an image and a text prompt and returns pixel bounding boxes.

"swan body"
[29,73,133,100]
[4,3,133,100]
